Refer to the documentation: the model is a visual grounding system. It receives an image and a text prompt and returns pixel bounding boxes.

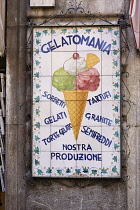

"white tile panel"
[30,0,55,7]
[32,26,121,178]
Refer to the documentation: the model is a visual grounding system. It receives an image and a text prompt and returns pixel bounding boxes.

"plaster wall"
[5,0,140,210]
[27,0,125,17]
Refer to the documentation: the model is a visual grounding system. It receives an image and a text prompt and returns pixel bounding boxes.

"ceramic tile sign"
[32,26,121,178]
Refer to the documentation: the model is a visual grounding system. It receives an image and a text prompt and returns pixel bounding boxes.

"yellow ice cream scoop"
[86,53,100,69]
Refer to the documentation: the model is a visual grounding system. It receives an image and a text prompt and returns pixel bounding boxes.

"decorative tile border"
[32,26,121,178]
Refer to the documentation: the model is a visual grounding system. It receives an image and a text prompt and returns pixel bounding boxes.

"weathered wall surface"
[6,0,140,210]
[27,0,125,17]
[26,180,127,210]
[126,25,140,210]
[6,0,27,209]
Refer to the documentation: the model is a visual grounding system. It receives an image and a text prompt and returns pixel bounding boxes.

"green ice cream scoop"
[52,67,76,91]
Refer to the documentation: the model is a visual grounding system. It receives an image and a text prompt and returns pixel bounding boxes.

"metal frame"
[25,0,133,185]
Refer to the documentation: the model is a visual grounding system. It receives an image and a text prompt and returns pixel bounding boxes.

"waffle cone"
[63,90,89,140]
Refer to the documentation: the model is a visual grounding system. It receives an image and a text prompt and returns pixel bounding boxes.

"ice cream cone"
[63,90,89,140]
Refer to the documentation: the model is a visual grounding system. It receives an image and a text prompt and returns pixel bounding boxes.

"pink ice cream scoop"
[75,68,100,91]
